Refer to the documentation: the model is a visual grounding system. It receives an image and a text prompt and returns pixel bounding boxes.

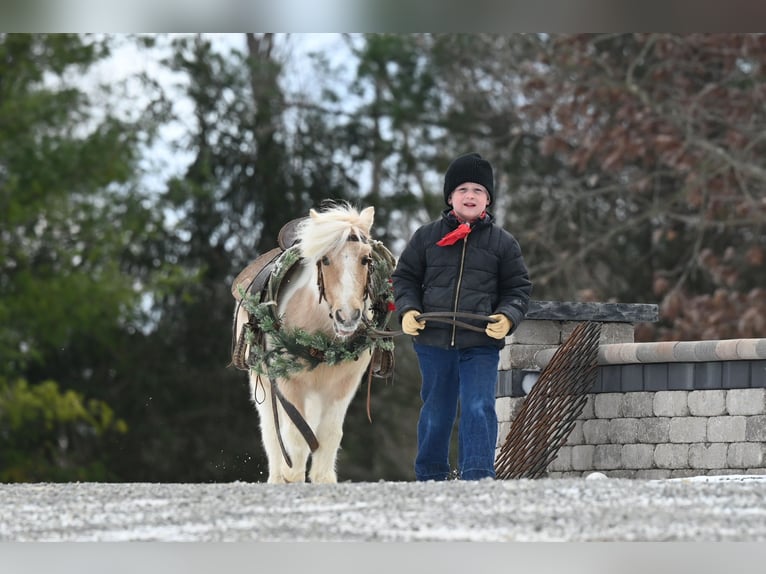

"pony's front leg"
[278,422,312,483]
[260,417,311,483]
[308,402,351,484]
[253,400,289,484]
[252,379,309,484]
[309,440,340,484]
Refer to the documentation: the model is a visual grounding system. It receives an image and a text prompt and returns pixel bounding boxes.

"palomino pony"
[233,204,394,483]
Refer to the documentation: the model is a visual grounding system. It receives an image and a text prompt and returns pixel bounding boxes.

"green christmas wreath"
[241,242,396,380]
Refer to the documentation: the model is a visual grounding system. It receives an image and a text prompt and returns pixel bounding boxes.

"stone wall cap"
[533,338,766,367]
[526,300,658,323]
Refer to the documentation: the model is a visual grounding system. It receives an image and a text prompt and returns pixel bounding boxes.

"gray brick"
[621,364,644,392]
[707,416,746,443]
[745,415,766,442]
[694,362,723,390]
[495,370,514,397]
[727,443,765,468]
[709,469,741,476]
[752,361,766,388]
[669,417,707,443]
[609,418,639,444]
[622,444,654,469]
[644,363,669,392]
[668,363,695,390]
[638,418,670,444]
[565,420,584,446]
[727,388,766,415]
[654,391,689,417]
[547,445,573,472]
[655,444,689,469]
[623,392,654,418]
[499,345,512,371]
[508,319,562,345]
[689,443,728,469]
[599,323,635,344]
[594,445,623,470]
[495,397,515,422]
[599,365,622,393]
[572,445,595,471]
[591,368,603,394]
[496,422,511,447]
[636,469,671,479]
[722,362,750,390]
[669,469,699,478]
[504,344,556,370]
[578,395,595,420]
[688,390,726,416]
[594,393,622,419]
[559,321,581,342]
[609,470,636,479]
[582,419,609,445]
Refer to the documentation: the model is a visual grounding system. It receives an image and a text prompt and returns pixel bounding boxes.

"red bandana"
[436,211,486,247]
[436,223,471,246]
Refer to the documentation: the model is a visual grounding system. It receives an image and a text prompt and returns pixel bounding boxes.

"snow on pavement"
[3,476,766,542]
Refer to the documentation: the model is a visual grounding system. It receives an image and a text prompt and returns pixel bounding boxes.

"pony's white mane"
[296,205,372,262]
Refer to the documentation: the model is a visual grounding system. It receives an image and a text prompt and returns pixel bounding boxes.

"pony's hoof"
[309,472,337,484]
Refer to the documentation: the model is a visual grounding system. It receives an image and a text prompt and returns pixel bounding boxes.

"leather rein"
[362,311,498,338]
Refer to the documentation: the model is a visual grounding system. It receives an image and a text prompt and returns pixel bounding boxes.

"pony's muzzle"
[333,307,362,336]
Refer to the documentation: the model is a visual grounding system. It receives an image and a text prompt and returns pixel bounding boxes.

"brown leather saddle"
[231,217,304,302]
[230,218,304,370]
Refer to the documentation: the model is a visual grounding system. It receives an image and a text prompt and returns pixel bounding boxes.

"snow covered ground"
[2,476,766,542]
[4,477,766,574]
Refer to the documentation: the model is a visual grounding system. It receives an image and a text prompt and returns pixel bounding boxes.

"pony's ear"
[359,206,374,234]
[309,208,320,220]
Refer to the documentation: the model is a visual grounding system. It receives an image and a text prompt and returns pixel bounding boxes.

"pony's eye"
[321,256,331,266]
[361,256,372,266]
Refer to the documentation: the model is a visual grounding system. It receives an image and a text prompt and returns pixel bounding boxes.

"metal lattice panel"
[495,321,601,479]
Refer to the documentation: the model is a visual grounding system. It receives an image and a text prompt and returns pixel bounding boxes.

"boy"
[392,152,532,481]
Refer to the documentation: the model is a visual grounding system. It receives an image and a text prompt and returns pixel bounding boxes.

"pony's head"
[296,204,375,337]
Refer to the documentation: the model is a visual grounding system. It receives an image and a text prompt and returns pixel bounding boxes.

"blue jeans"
[413,344,499,481]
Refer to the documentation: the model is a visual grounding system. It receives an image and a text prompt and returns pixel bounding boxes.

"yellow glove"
[485,314,512,339]
[402,310,425,336]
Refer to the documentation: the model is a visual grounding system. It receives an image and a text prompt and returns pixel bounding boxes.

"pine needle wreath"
[241,242,396,380]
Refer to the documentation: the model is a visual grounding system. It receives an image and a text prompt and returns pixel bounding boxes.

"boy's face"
[448,182,490,222]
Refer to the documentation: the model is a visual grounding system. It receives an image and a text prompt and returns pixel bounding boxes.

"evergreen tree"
[0,33,171,480]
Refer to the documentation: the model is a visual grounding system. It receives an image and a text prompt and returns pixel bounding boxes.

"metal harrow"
[495,321,601,479]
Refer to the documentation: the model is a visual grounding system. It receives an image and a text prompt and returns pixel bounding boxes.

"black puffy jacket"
[392,209,532,349]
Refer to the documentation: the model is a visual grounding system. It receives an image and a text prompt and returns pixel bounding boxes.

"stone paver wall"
[496,389,766,478]
[496,301,766,478]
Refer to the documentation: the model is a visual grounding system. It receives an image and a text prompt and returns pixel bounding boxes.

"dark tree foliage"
[0,34,171,480]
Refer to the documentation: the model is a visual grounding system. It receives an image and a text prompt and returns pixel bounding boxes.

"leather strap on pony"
[315,232,370,306]
[269,376,319,468]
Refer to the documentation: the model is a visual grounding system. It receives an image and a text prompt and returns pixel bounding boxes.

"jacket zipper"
[450,237,468,347]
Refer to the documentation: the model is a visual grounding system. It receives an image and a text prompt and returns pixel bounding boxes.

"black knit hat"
[443,152,494,206]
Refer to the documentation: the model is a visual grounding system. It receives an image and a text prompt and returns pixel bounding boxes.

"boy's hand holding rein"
[402,310,425,336]
[485,314,512,339]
